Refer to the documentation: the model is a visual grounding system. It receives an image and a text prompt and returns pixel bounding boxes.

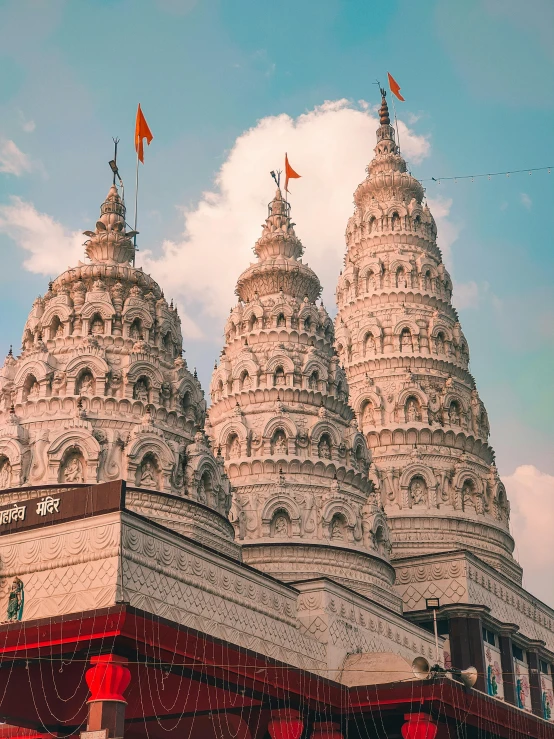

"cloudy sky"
[0,0,552,604]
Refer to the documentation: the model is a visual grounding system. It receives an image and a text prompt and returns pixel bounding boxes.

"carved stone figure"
[134,379,149,403]
[273,432,287,455]
[6,578,24,622]
[28,380,40,398]
[410,477,427,506]
[140,459,158,488]
[274,516,288,536]
[449,403,460,425]
[318,438,331,459]
[330,517,344,540]
[427,391,442,425]
[90,317,104,335]
[63,455,84,483]
[362,402,375,426]
[229,437,241,459]
[159,382,171,406]
[52,371,67,395]
[406,399,420,422]
[109,371,123,396]
[0,459,11,489]
[79,373,94,395]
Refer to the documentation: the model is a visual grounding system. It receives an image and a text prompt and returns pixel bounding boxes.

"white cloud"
[453,280,479,309]
[0,138,33,176]
[505,465,554,608]
[140,99,431,337]
[426,196,460,265]
[520,192,532,210]
[0,197,83,274]
[22,120,36,133]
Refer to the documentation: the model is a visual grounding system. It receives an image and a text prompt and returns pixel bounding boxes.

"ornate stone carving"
[0,178,231,535]
[334,90,516,581]
[209,189,395,597]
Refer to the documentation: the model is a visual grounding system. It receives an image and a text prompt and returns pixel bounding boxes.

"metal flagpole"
[133,148,139,267]
[389,91,402,155]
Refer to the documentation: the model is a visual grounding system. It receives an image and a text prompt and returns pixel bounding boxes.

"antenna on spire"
[108,137,125,202]
[109,138,122,185]
[270,170,281,188]
[373,80,386,98]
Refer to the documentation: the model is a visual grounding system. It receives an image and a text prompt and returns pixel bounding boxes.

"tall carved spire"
[334,101,517,583]
[209,188,399,607]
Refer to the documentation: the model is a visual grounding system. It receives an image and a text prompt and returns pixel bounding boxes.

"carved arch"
[265,354,295,374]
[126,361,164,389]
[310,421,341,447]
[262,415,298,441]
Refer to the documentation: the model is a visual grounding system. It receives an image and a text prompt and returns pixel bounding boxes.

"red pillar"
[311,722,343,739]
[267,709,304,739]
[401,713,438,739]
[85,654,131,738]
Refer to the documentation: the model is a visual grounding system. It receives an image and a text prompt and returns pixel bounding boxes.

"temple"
[0,95,551,739]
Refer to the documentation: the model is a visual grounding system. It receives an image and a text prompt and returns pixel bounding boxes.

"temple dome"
[0,176,236,557]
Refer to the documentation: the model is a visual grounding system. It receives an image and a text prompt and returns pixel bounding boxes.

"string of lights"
[420,164,552,184]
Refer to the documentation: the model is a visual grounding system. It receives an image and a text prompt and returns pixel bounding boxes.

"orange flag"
[387,72,405,102]
[135,104,153,163]
[284,153,301,193]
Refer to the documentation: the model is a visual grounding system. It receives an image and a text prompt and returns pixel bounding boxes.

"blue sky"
[0,0,553,597]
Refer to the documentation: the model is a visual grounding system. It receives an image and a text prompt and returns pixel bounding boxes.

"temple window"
[391,212,400,231]
[240,370,251,390]
[276,313,286,328]
[308,370,319,390]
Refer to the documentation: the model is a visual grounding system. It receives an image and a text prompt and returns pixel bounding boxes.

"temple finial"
[379,88,390,126]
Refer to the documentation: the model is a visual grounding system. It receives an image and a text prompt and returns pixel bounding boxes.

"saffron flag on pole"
[387,72,405,102]
[284,153,301,193]
[135,104,153,163]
